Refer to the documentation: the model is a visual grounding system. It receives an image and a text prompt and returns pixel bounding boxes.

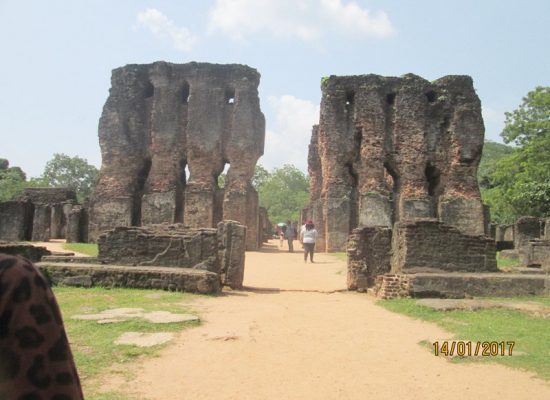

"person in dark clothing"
[0,254,84,399]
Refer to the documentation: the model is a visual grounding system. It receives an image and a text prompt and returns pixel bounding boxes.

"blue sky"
[1,0,549,177]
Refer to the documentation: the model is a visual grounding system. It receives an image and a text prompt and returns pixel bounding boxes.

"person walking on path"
[286,220,295,252]
[300,220,318,263]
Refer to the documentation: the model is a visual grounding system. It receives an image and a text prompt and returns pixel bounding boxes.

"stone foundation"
[0,243,51,262]
[346,226,392,290]
[391,219,497,273]
[0,201,34,241]
[374,272,550,299]
[96,220,246,289]
[520,240,550,268]
[306,74,486,251]
[89,62,265,249]
[38,262,220,294]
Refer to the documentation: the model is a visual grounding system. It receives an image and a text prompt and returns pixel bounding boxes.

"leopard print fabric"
[0,254,84,400]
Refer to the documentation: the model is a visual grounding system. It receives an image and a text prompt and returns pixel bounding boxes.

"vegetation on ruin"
[379,298,550,380]
[42,153,99,202]
[479,86,550,223]
[495,251,520,270]
[257,164,310,224]
[53,287,201,399]
[63,242,99,257]
[0,158,46,201]
[0,153,98,202]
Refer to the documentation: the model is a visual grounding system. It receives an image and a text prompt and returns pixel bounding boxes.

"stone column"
[32,204,51,241]
[142,63,187,225]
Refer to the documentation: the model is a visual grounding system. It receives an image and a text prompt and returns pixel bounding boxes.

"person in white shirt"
[299,220,318,263]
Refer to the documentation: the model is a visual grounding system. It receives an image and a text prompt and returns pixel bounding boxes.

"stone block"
[97,225,219,271]
[390,219,497,273]
[0,243,51,262]
[38,262,221,294]
[217,220,247,289]
[31,204,51,241]
[347,226,392,290]
[0,200,34,241]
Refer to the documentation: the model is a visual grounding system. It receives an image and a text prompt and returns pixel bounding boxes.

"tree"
[258,164,309,224]
[480,86,550,223]
[41,153,99,202]
[501,86,550,145]
[0,159,46,202]
[477,141,514,190]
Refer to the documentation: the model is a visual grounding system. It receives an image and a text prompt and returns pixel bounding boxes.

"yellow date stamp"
[432,341,515,357]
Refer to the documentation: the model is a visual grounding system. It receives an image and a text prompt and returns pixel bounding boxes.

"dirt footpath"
[104,241,550,400]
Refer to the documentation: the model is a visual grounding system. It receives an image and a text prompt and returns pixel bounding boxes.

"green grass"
[63,242,99,257]
[496,251,521,270]
[54,287,201,399]
[378,298,550,380]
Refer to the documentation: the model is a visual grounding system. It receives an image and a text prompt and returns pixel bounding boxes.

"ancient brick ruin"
[97,220,246,289]
[89,62,265,250]
[39,220,246,293]
[307,74,486,252]
[305,73,505,294]
[0,188,86,242]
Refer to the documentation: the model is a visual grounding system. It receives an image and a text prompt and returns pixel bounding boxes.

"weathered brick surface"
[0,243,51,262]
[520,240,550,268]
[514,216,544,249]
[374,274,411,299]
[346,226,392,290]
[89,62,265,250]
[97,225,220,271]
[22,188,76,204]
[0,201,34,241]
[66,205,87,243]
[373,272,549,299]
[307,74,485,251]
[96,220,246,289]
[495,224,514,250]
[217,220,246,289]
[38,263,221,294]
[390,219,497,273]
[31,204,52,242]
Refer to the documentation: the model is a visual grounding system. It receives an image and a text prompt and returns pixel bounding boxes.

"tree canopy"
[480,86,550,223]
[257,164,309,225]
[42,153,99,202]
[0,159,45,202]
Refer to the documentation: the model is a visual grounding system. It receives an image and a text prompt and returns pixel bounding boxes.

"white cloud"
[482,106,506,142]
[260,95,320,172]
[136,8,197,52]
[208,0,396,44]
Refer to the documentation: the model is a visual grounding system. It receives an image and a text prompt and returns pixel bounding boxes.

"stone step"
[37,262,221,295]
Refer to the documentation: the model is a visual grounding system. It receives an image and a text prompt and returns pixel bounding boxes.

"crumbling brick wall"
[89,62,265,250]
[0,201,34,241]
[346,226,391,290]
[307,74,486,251]
[390,219,497,273]
[22,188,79,241]
[97,220,247,289]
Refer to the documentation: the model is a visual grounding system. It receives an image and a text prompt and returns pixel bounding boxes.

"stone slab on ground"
[37,262,221,294]
[417,298,550,318]
[115,332,175,347]
[42,255,99,263]
[408,273,550,298]
[72,308,199,324]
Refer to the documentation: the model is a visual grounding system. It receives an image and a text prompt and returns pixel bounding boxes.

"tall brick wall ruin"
[89,62,265,249]
[307,74,486,251]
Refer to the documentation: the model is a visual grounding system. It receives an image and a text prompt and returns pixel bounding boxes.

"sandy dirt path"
[102,240,550,400]
[33,239,89,257]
